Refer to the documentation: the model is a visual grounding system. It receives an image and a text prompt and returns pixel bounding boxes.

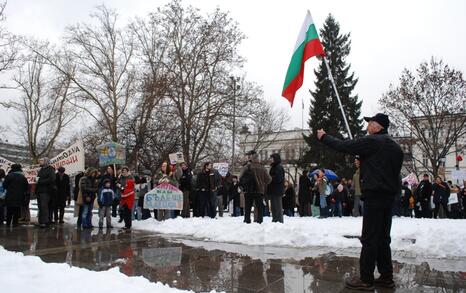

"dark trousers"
[111,199,120,217]
[38,193,51,225]
[6,206,21,226]
[421,201,432,218]
[122,204,132,228]
[298,200,312,217]
[0,201,5,224]
[244,193,263,224]
[181,190,190,218]
[209,192,217,218]
[270,195,284,223]
[360,201,393,284]
[77,205,83,227]
[198,191,212,217]
[53,207,65,222]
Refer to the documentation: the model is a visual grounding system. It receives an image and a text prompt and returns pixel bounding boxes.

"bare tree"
[1,55,75,163]
[0,1,17,74]
[380,57,466,177]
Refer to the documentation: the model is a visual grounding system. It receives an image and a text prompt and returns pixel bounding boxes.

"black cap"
[363,113,390,129]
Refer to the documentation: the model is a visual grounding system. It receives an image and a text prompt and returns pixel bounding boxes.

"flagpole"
[323,56,353,139]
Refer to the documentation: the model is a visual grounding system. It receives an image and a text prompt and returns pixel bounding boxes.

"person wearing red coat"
[117,166,135,229]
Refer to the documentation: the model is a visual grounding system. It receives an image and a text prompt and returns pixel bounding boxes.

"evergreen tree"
[303,14,364,178]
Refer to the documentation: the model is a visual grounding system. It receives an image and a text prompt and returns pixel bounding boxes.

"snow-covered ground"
[123,216,466,259]
[0,247,199,293]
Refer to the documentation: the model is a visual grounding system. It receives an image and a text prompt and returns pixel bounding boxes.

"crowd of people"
[0,153,465,229]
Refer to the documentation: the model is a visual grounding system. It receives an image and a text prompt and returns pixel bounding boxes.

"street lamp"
[230,76,240,173]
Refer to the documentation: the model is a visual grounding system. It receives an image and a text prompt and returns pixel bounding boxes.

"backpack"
[239,165,257,193]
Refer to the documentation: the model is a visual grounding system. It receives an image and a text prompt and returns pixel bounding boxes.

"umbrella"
[309,169,339,180]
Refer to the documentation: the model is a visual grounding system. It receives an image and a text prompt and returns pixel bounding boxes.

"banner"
[0,156,14,173]
[213,162,229,177]
[97,142,126,167]
[452,169,466,180]
[49,140,85,176]
[143,183,183,210]
[168,152,184,165]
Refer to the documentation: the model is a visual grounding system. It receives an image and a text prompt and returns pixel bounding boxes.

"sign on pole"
[96,142,126,167]
[452,169,466,180]
[143,183,183,210]
[168,152,185,165]
[49,140,85,176]
[213,162,229,177]
[0,156,14,173]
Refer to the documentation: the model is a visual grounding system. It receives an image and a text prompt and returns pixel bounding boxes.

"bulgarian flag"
[282,11,326,106]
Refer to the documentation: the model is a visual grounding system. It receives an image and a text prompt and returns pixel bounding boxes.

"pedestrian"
[432,176,450,219]
[268,153,285,223]
[298,170,313,217]
[0,168,6,225]
[283,180,296,217]
[36,157,56,228]
[416,174,433,218]
[3,164,28,227]
[55,167,70,224]
[315,169,330,218]
[239,150,272,224]
[179,162,193,218]
[117,166,135,229]
[317,113,403,290]
[196,162,216,218]
[229,175,241,217]
[79,168,99,229]
[97,179,115,229]
[352,158,363,216]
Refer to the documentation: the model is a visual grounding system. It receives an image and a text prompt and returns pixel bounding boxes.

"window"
[422,154,429,167]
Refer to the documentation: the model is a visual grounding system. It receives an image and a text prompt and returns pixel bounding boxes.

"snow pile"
[0,247,196,293]
[130,216,466,258]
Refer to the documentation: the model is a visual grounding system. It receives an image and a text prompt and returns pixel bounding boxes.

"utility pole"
[231,76,240,173]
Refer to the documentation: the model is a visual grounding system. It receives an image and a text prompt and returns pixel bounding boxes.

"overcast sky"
[2,0,466,138]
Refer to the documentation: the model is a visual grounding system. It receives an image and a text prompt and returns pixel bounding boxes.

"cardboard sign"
[97,142,126,166]
[23,165,40,184]
[49,140,85,176]
[213,162,229,177]
[448,193,459,205]
[0,156,14,173]
[142,247,182,268]
[169,152,184,165]
[143,183,183,210]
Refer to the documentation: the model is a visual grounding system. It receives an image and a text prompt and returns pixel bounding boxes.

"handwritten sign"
[50,140,85,175]
[169,152,184,165]
[448,193,459,205]
[143,183,183,210]
[213,162,229,177]
[0,156,14,173]
[96,142,126,166]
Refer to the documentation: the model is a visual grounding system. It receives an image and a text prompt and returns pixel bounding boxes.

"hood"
[270,153,281,165]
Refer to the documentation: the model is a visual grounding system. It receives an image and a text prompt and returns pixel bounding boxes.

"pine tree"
[303,14,364,178]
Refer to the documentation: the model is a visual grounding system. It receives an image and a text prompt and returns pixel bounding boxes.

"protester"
[448,185,463,219]
[98,179,115,229]
[268,153,285,223]
[432,176,450,219]
[352,158,363,217]
[74,171,84,223]
[117,166,135,229]
[54,167,70,224]
[239,150,271,224]
[283,179,296,217]
[298,170,312,217]
[315,169,330,218]
[330,184,346,218]
[400,182,413,217]
[153,161,178,220]
[36,157,56,227]
[3,164,28,227]
[317,113,404,290]
[196,162,216,218]
[79,167,99,229]
[229,175,241,217]
[0,169,5,225]
[99,166,118,217]
[416,174,433,218]
[213,168,223,217]
[138,170,152,220]
[179,162,193,218]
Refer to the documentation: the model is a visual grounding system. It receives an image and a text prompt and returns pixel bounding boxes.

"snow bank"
[130,216,466,258]
[0,247,195,293]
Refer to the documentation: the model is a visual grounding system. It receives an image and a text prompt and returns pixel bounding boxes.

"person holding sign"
[153,161,178,220]
[117,166,135,229]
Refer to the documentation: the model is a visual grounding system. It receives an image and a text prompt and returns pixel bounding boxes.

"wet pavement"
[0,224,465,293]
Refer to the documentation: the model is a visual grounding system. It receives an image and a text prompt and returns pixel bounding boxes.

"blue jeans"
[333,202,342,217]
[284,209,294,217]
[319,195,328,218]
[81,203,93,228]
[233,207,241,217]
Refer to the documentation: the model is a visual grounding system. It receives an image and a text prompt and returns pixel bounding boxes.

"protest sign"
[448,193,459,205]
[452,169,466,180]
[97,142,126,166]
[213,162,229,177]
[49,140,85,176]
[143,183,183,210]
[0,156,14,173]
[402,173,418,186]
[23,165,40,184]
[168,152,184,165]
[142,247,182,268]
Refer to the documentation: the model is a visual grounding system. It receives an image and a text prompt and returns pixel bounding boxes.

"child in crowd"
[98,179,115,229]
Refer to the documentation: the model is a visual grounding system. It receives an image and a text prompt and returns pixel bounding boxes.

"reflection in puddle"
[0,225,464,292]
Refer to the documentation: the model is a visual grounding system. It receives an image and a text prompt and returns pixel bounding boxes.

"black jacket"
[416,180,433,203]
[401,186,412,208]
[4,171,29,207]
[298,174,312,203]
[56,173,71,207]
[36,165,56,195]
[179,168,193,192]
[268,162,285,197]
[196,170,215,192]
[80,175,98,203]
[321,132,404,202]
[283,186,296,210]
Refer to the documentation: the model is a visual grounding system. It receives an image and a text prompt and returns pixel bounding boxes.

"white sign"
[49,140,85,176]
[452,169,466,180]
[402,173,418,186]
[213,162,229,177]
[142,247,182,268]
[448,193,459,205]
[0,156,14,173]
[168,152,185,165]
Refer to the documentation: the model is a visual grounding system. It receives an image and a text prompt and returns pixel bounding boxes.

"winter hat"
[10,164,22,172]
[58,167,65,173]
[363,113,390,129]
[41,157,51,166]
